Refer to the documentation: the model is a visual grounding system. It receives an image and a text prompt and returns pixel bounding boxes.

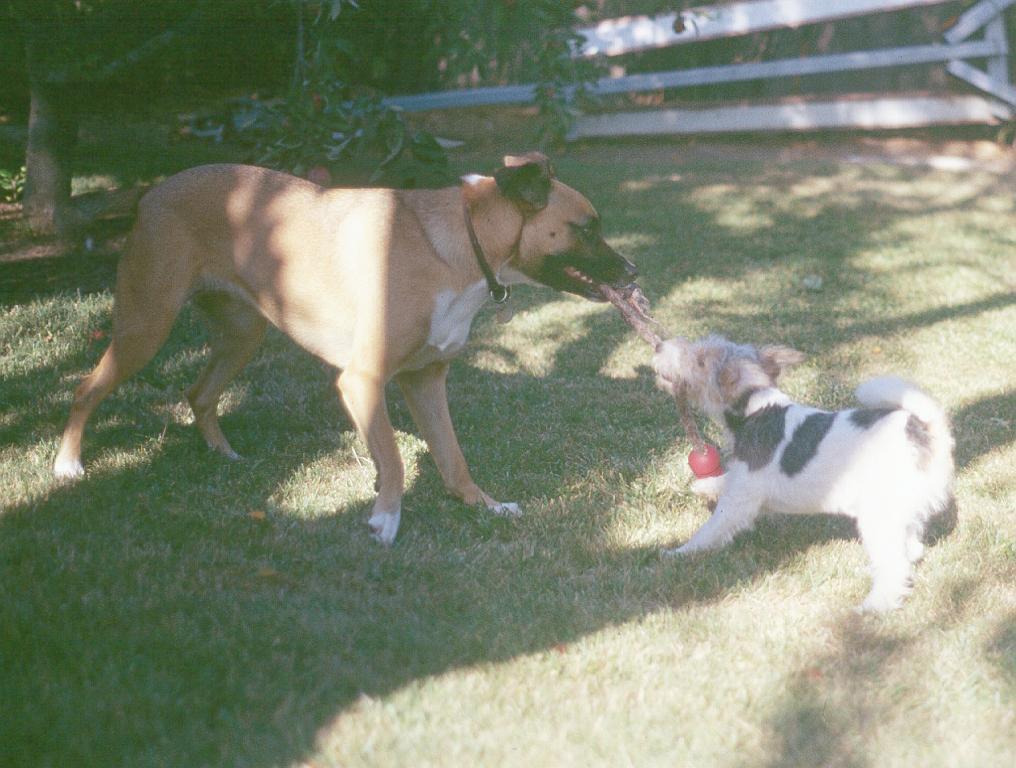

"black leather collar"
[462,199,511,304]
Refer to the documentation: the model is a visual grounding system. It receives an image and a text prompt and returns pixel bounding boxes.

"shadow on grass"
[952,390,1016,470]
[0,247,120,306]
[0,354,860,768]
[751,576,984,768]
[985,611,1016,695]
[0,328,984,768]
[755,619,903,768]
[1,149,1010,766]
[0,286,879,768]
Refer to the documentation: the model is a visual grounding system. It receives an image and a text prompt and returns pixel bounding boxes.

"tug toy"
[675,380,723,479]
[599,284,723,479]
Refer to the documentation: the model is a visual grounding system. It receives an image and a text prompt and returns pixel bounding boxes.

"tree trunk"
[22,78,79,235]
[22,32,79,236]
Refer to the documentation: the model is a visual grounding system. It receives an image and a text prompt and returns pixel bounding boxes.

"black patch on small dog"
[724,388,762,432]
[780,411,835,477]
[906,413,933,469]
[733,404,788,471]
[849,407,895,429]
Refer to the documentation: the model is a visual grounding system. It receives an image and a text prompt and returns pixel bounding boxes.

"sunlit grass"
[1,143,1013,768]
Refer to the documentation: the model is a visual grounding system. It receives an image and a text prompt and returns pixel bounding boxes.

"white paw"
[858,590,905,614]
[691,474,725,500]
[368,506,401,546]
[661,545,690,558]
[906,539,925,564]
[478,490,522,518]
[53,457,84,481]
[491,501,522,518]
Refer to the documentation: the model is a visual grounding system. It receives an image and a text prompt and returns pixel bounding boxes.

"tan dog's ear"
[759,345,806,381]
[503,152,555,177]
[494,152,555,212]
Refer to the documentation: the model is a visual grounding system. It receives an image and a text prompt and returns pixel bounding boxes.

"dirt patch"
[0,209,130,265]
[409,105,1016,174]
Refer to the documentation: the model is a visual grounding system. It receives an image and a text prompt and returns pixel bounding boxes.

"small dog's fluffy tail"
[854,376,947,429]
[855,376,955,516]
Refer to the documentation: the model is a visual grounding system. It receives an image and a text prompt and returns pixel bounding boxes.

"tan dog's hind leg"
[54,346,126,479]
[396,362,520,518]
[187,293,268,459]
[337,369,405,545]
[54,291,185,479]
[54,212,198,479]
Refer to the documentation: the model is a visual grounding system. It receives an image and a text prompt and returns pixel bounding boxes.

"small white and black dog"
[653,335,955,612]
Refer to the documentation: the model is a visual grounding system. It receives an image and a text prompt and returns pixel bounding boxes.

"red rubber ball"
[687,444,722,478]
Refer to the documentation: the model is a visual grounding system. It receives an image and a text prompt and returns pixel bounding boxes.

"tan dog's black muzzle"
[536,239,639,301]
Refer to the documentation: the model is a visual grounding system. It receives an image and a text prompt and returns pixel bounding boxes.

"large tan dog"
[53,153,637,544]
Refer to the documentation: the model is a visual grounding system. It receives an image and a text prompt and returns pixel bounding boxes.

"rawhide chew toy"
[599,283,723,479]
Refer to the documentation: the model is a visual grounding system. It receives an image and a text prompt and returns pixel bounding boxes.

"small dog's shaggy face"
[653,335,805,427]
[653,335,955,613]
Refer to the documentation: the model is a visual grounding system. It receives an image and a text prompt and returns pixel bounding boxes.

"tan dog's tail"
[71,184,149,223]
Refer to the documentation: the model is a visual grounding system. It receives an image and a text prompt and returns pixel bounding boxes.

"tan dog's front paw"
[478,490,522,517]
[53,456,85,481]
[368,504,402,546]
[491,501,521,517]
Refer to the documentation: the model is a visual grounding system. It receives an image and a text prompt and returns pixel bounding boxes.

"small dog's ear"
[495,153,554,212]
[759,345,806,381]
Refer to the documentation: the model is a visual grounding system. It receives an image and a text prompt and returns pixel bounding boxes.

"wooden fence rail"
[574,0,955,57]
[383,0,1015,138]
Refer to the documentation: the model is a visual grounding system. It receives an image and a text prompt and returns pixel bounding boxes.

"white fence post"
[575,0,954,57]
[382,0,1016,137]
[984,17,1011,88]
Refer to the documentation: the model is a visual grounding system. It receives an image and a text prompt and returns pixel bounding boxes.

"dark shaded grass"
[1,140,1012,767]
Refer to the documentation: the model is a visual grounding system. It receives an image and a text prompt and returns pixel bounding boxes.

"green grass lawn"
[1,137,1014,768]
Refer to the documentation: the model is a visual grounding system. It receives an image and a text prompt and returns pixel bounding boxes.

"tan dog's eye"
[570,218,601,241]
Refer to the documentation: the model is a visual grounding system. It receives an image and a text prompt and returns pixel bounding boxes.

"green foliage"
[997,117,1016,147]
[0,1,297,117]
[331,1,584,95]
[336,0,599,146]
[0,166,26,203]
[2,1,599,153]
[251,1,449,188]
[253,0,600,183]
[531,23,602,148]
[254,85,450,189]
